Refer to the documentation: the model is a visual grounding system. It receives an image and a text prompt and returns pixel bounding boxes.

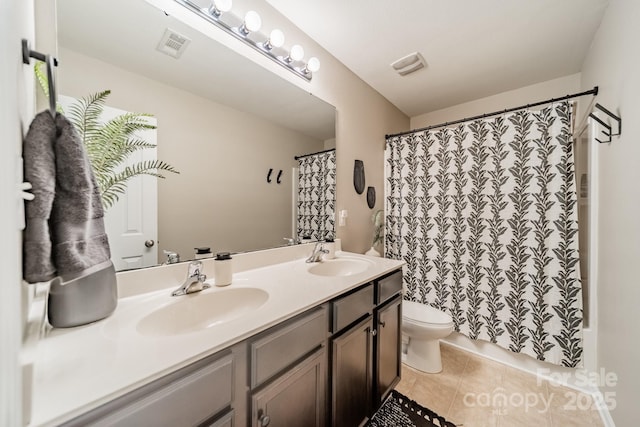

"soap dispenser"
[324,238,336,259]
[194,247,213,260]
[214,252,233,287]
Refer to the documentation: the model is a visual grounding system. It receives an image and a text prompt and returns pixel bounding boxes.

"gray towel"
[23,111,113,283]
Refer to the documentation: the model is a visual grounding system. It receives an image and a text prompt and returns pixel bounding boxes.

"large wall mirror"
[56,0,336,271]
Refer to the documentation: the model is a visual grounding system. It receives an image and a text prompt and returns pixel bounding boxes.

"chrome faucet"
[283,237,298,246]
[172,260,209,296]
[306,241,329,263]
[163,250,180,265]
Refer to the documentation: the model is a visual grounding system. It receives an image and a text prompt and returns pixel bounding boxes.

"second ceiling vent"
[156,28,191,59]
[391,52,426,76]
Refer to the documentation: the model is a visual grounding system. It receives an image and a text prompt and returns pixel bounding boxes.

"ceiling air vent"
[391,52,426,76]
[156,28,191,59]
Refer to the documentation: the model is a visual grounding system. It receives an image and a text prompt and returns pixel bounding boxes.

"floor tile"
[396,344,601,427]
[395,365,419,396]
[499,407,552,427]
[450,406,501,427]
[459,355,505,394]
[408,372,458,417]
[549,408,595,427]
[590,408,605,427]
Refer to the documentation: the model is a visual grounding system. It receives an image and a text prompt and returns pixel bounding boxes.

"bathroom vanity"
[28,245,404,427]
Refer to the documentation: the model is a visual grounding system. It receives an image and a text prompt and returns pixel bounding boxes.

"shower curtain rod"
[294,148,336,160]
[385,86,599,140]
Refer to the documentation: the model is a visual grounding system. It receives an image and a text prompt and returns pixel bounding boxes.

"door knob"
[144,239,155,248]
[259,414,271,426]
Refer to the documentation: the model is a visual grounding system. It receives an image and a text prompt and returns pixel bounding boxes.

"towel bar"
[21,39,58,118]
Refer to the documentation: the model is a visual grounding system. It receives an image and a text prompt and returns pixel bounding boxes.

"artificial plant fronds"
[33,65,179,210]
[100,160,179,209]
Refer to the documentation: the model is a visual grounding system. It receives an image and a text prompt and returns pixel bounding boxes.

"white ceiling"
[266,0,609,117]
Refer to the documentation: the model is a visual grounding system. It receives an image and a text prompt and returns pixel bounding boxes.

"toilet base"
[405,338,443,373]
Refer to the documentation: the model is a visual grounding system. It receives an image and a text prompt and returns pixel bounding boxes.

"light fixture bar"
[174,0,313,81]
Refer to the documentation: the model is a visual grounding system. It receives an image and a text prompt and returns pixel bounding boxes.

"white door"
[58,96,158,271]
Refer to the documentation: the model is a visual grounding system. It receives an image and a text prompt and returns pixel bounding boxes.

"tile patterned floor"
[395,343,605,427]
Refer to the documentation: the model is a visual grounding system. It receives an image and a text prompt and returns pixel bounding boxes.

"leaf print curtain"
[297,150,336,241]
[385,102,583,367]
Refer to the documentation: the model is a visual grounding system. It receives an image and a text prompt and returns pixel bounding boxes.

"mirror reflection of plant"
[35,62,179,209]
[372,209,384,247]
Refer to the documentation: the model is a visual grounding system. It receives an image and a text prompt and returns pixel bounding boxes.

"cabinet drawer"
[64,351,234,427]
[332,284,374,333]
[251,305,328,388]
[376,270,403,304]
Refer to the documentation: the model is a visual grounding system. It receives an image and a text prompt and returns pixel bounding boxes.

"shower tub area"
[440,114,599,392]
[385,90,599,393]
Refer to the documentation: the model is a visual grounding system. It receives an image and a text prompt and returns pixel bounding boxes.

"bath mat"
[366,390,457,427]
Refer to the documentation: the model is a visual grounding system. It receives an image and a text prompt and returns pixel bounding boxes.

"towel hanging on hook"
[21,39,58,118]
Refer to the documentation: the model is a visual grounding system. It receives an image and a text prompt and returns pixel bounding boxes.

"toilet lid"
[403,301,453,326]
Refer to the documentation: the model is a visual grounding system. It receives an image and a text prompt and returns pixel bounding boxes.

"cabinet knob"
[371,329,377,336]
[379,320,386,328]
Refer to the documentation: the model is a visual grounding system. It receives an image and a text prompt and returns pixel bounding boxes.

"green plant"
[372,209,384,247]
[35,62,178,209]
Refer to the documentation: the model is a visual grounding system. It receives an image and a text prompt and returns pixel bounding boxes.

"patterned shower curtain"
[296,150,336,240]
[385,102,583,367]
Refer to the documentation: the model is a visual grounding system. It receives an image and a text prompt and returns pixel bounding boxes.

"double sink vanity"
[29,243,404,427]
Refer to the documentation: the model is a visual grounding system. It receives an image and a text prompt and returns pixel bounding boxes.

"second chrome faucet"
[306,241,329,263]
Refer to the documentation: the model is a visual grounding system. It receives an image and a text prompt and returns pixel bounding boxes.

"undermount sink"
[307,257,373,277]
[137,287,269,337]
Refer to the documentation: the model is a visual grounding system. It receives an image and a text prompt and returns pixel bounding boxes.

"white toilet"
[401,301,454,373]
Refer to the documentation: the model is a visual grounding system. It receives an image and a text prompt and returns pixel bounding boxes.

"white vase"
[365,246,381,257]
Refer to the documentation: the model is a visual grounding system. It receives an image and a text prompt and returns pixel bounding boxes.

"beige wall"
[411,73,581,129]
[58,48,325,260]
[580,0,640,424]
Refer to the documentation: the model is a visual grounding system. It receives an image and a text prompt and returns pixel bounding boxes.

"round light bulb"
[306,57,320,73]
[290,44,304,61]
[244,10,262,32]
[214,0,232,13]
[269,29,285,48]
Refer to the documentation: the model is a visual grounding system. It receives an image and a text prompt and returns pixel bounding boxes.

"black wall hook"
[276,170,283,184]
[267,168,273,183]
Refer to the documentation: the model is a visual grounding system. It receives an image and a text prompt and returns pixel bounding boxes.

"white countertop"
[29,249,403,426]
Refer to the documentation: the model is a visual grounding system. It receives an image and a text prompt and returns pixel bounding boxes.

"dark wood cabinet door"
[331,316,373,427]
[375,296,402,404]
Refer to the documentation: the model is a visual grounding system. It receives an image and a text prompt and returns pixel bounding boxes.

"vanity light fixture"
[285,44,304,63]
[239,10,261,36]
[207,0,232,18]
[263,29,284,51]
[175,0,319,81]
[304,57,321,74]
